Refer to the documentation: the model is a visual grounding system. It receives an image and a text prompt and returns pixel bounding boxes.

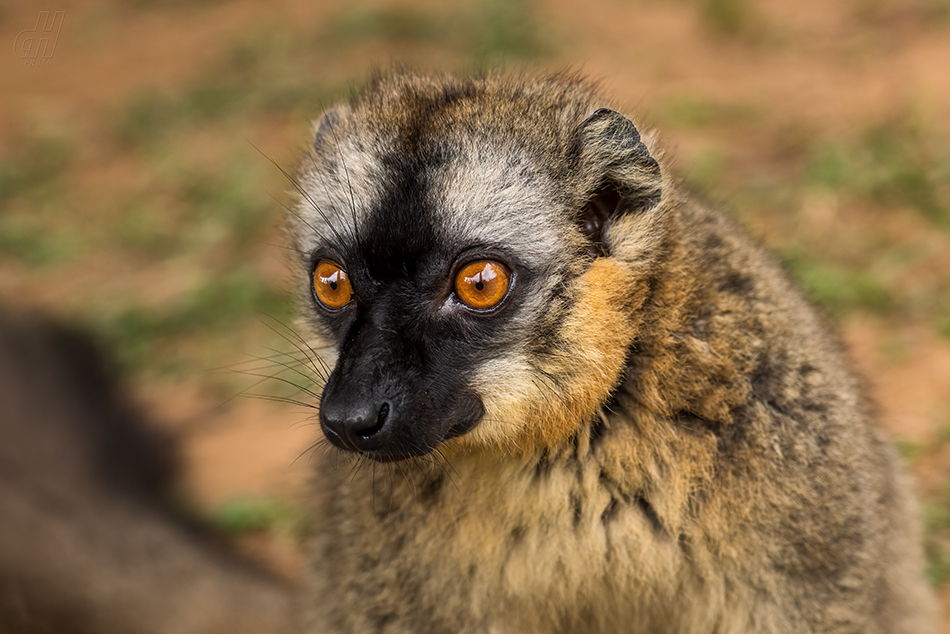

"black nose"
[320,400,391,452]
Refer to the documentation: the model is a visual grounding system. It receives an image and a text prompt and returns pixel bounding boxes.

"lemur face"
[301,139,573,462]
[295,78,663,462]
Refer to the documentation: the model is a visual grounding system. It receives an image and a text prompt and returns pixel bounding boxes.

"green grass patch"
[180,80,247,121]
[938,313,950,339]
[114,92,182,150]
[924,477,950,585]
[782,252,894,316]
[114,202,179,256]
[917,425,950,585]
[107,153,274,258]
[112,0,551,152]
[317,0,549,63]
[805,119,950,228]
[114,82,248,150]
[326,5,442,44]
[683,147,727,191]
[0,136,73,203]
[93,269,290,372]
[210,496,309,536]
[176,163,270,249]
[0,215,78,266]
[930,0,950,23]
[467,0,548,63]
[114,55,341,151]
[894,439,923,463]
[656,96,723,128]
[701,0,755,36]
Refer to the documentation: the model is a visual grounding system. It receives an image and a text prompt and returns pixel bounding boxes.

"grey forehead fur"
[296,124,578,272]
[294,136,383,257]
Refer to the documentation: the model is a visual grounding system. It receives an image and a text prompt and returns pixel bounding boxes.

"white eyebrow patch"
[430,145,567,265]
[295,141,385,255]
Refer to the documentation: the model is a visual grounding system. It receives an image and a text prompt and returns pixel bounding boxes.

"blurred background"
[2,0,950,623]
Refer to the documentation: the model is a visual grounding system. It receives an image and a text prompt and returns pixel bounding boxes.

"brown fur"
[294,70,937,633]
[0,69,932,634]
[474,258,643,453]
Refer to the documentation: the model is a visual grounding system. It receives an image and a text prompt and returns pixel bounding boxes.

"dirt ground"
[2,0,950,625]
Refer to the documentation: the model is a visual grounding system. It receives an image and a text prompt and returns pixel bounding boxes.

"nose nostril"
[322,400,393,452]
[358,402,389,438]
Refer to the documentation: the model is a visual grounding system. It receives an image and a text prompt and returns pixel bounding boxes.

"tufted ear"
[575,108,662,257]
[311,107,348,151]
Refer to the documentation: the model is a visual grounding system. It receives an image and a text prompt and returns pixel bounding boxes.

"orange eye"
[313,260,354,309]
[454,260,511,310]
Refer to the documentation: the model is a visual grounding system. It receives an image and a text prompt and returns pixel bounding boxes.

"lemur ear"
[312,107,348,151]
[575,108,662,256]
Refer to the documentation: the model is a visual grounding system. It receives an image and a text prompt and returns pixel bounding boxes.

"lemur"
[292,70,937,634]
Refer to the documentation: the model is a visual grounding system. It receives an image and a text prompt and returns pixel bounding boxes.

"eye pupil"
[330,281,338,290]
[475,281,484,291]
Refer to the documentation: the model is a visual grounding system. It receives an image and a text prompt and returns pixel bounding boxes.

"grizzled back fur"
[293,70,936,634]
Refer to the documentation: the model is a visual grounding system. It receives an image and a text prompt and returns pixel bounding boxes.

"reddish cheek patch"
[447,258,647,457]
[523,259,643,451]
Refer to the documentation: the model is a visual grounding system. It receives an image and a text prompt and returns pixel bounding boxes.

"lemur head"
[294,71,668,462]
